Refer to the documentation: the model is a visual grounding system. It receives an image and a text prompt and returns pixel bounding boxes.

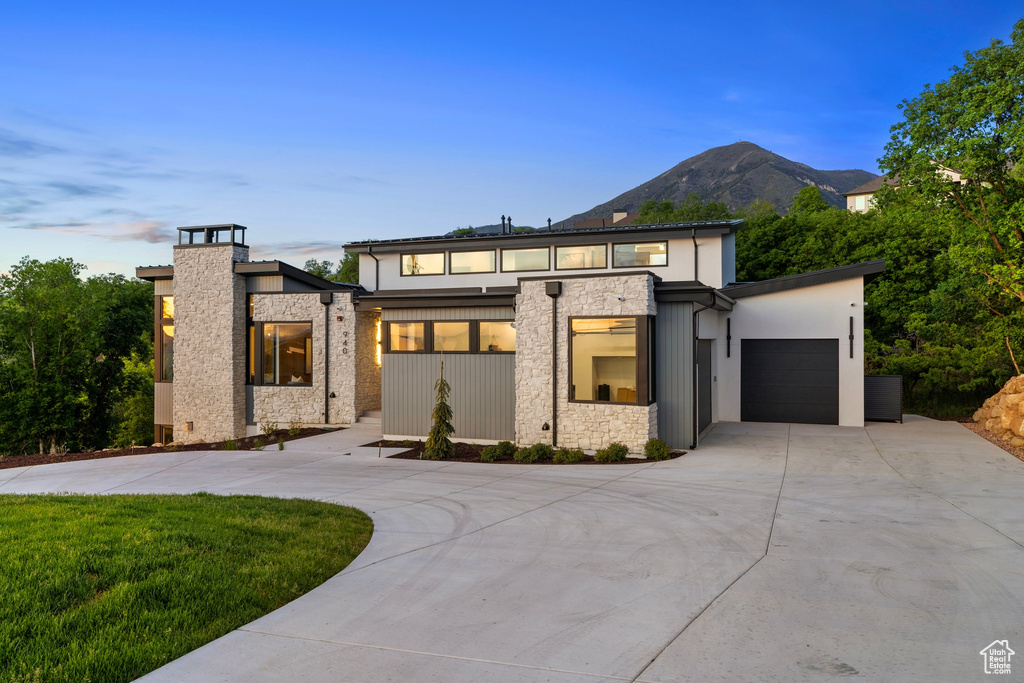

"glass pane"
[247,294,254,318]
[612,242,667,267]
[501,247,548,272]
[433,322,470,351]
[160,296,174,319]
[248,325,255,384]
[479,321,516,352]
[263,323,312,385]
[450,250,496,274]
[160,324,174,382]
[389,322,425,351]
[556,245,606,270]
[570,318,637,403]
[402,253,445,275]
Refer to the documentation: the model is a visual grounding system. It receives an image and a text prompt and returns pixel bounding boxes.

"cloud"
[13,219,174,243]
[0,128,64,157]
[45,181,122,198]
[253,240,347,259]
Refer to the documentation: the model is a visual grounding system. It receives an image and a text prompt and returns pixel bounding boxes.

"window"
[401,253,445,276]
[389,322,426,352]
[854,195,866,211]
[450,250,496,274]
[262,323,313,385]
[556,244,606,270]
[479,321,516,352]
[433,322,470,352]
[501,247,549,272]
[569,317,650,405]
[158,425,173,444]
[612,242,667,268]
[156,296,174,382]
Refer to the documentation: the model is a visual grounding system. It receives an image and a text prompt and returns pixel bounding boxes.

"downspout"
[546,282,562,447]
[367,246,380,291]
[320,292,333,424]
[691,228,699,281]
[691,297,712,449]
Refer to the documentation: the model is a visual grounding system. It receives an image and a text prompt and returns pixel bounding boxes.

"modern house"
[137,220,884,452]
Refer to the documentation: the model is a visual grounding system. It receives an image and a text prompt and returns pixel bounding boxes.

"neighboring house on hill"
[844,165,965,213]
[572,209,639,229]
[137,219,884,452]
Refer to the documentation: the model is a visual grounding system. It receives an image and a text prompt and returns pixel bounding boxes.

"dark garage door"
[741,339,839,425]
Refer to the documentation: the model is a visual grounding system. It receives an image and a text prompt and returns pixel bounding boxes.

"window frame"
[258,320,314,387]
[499,246,550,273]
[448,249,497,275]
[554,243,608,271]
[155,295,174,383]
[611,241,668,269]
[400,252,446,277]
[567,315,651,406]
[381,320,517,355]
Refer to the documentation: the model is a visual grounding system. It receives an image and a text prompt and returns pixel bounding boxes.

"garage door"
[741,339,839,425]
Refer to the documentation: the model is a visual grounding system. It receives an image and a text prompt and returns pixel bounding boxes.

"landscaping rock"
[973,375,1024,440]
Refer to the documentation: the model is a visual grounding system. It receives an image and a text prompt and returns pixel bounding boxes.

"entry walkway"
[2,418,1022,681]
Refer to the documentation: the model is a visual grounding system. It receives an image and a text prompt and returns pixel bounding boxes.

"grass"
[0,493,373,683]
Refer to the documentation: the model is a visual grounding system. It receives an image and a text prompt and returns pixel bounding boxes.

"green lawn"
[0,494,373,683]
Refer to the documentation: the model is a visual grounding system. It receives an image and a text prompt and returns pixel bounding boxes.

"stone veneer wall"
[252,292,380,427]
[515,274,658,453]
[173,244,249,443]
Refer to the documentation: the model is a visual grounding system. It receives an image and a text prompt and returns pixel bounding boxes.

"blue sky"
[1,2,1019,276]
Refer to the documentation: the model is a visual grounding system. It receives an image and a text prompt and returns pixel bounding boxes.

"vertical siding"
[154,280,173,296]
[246,275,284,293]
[382,353,515,440]
[656,302,694,449]
[382,307,514,322]
[154,382,173,425]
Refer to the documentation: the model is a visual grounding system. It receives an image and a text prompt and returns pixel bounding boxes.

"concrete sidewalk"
[3,418,1022,681]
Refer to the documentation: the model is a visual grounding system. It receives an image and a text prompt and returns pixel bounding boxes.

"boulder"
[975,375,1024,441]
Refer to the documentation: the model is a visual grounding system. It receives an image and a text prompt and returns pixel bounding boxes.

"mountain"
[561,142,878,225]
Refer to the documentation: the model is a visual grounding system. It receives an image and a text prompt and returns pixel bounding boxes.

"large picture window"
[501,247,549,272]
[569,317,650,405]
[450,250,496,274]
[556,244,606,270]
[262,323,313,385]
[612,242,667,268]
[401,253,445,276]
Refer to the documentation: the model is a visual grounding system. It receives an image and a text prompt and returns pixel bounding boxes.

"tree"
[789,186,831,214]
[423,357,454,460]
[878,18,1024,379]
[635,194,732,224]
[303,253,360,284]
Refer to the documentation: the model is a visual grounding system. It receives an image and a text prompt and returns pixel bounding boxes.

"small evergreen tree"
[423,357,454,459]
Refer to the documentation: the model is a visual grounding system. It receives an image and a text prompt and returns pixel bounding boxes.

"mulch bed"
[365,440,686,464]
[960,422,1024,463]
[0,428,337,471]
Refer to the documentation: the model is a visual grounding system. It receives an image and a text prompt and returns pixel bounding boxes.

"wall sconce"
[186,421,193,432]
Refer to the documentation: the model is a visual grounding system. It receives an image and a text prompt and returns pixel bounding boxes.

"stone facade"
[172,244,249,443]
[253,292,381,428]
[973,375,1024,447]
[514,274,658,453]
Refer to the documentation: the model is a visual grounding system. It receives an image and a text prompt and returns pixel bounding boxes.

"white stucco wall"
[353,235,728,291]
[715,278,866,426]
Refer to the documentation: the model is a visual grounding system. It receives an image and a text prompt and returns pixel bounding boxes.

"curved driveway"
[3,418,1023,681]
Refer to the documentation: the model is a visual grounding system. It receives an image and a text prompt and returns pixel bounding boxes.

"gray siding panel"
[382,353,515,440]
[154,382,173,425]
[655,302,693,450]
[246,275,284,293]
[383,307,514,322]
[154,280,173,296]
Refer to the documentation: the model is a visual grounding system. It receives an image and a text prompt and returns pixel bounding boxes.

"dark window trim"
[611,241,669,269]
[432,320,474,353]
[447,248,497,275]
[386,320,430,353]
[567,315,651,406]
[478,320,517,354]
[499,246,550,273]
[257,320,314,387]
[554,243,608,271]
[400,252,446,277]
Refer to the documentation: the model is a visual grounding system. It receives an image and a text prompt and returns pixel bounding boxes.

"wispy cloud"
[45,181,122,198]
[0,128,63,157]
[253,240,347,259]
[14,219,174,243]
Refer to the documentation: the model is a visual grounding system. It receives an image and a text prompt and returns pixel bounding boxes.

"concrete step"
[357,410,382,425]
[362,410,382,418]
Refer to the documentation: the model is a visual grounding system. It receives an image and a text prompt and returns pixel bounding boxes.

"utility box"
[865,375,903,422]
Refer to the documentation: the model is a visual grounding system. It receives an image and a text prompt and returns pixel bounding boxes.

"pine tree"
[423,356,454,459]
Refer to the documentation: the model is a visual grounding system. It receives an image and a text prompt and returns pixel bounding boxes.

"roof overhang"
[135,266,173,281]
[722,260,886,299]
[655,281,734,311]
[344,220,743,254]
[234,261,358,291]
[354,287,516,310]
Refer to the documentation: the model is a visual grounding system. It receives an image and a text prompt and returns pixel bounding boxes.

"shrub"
[252,439,264,451]
[278,437,285,451]
[553,447,585,464]
[223,439,236,451]
[644,438,672,461]
[481,445,500,462]
[594,442,629,462]
[260,422,278,438]
[514,443,554,463]
[288,421,301,436]
[423,359,454,460]
[482,441,517,462]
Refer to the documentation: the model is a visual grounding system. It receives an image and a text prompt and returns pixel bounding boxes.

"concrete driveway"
[2,418,1022,681]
